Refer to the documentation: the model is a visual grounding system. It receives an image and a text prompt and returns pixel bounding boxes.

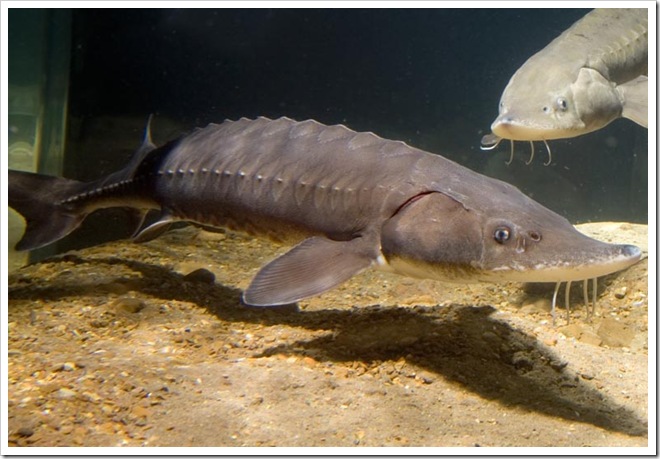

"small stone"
[112,297,145,314]
[184,268,215,284]
[578,330,602,347]
[101,404,115,415]
[511,351,534,371]
[528,298,552,312]
[90,319,109,328]
[614,287,628,299]
[549,359,568,372]
[135,417,148,427]
[197,231,226,241]
[61,362,76,372]
[482,331,499,343]
[55,388,77,400]
[16,426,34,437]
[559,324,583,339]
[401,294,435,305]
[81,391,102,403]
[416,372,435,384]
[543,337,558,347]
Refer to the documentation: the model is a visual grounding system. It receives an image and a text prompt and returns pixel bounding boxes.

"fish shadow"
[8,253,648,438]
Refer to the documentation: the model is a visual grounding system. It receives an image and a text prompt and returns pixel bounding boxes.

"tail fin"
[9,170,88,251]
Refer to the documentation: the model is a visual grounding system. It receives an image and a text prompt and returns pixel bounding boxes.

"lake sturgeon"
[9,117,641,307]
[482,8,648,158]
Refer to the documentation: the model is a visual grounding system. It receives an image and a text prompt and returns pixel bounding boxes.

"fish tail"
[9,169,88,251]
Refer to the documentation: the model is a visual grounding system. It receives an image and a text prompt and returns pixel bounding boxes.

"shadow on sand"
[8,254,648,437]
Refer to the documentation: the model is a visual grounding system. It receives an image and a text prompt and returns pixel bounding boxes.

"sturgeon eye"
[493,227,511,244]
[556,97,568,111]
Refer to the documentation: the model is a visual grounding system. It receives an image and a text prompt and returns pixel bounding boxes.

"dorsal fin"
[125,114,158,175]
[140,113,156,152]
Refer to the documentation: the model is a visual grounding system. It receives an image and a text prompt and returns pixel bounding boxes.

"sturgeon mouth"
[484,244,642,283]
[490,117,579,142]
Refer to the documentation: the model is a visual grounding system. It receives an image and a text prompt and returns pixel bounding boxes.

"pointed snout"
[489,241,642,283]
[491,115,550,141]
[621,244,642,259]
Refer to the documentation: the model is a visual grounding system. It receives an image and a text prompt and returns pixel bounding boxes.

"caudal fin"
[9,170,88,251]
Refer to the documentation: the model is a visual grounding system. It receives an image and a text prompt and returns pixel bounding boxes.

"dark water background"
[11,8,650,252]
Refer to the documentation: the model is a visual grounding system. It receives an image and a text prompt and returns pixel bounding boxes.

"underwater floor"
[7,223,648,447]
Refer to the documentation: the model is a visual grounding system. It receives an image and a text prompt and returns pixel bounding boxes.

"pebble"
[184,268,216,284]
[16,426,34,437]
[511,351,534,371]
[197,231,226,241]
[55,388,77,400]
[558,324,582,339]
[112,297,146,314]
[416,373,435,384]
[521,298,552,313]
[482,331,499,343]
[82,391,102,403]
[401,294,435,305]
[61,362,76,372]
[578,330,602,347]
[543,337,557,347]
[614,287,628,299]
[549,359,568,372]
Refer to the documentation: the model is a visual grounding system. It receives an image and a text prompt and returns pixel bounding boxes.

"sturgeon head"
[379,182,641,284]
[485,8,648,145]
[490,64,627,142]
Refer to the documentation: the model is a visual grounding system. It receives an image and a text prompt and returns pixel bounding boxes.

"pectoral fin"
[243,235,377,306]
[619,75,648,128]
[132,213,175,242]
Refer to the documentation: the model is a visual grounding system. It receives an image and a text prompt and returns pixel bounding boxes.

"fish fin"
[141,114,156,153]
[9,170,88,251]
[132,213,175,243]
[123,114,159,176]
[243,236,376,306]
[128,209,155,239]
[619,75,648,128]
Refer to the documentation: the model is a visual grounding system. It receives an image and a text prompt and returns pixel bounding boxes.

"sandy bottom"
[7,223,649,449]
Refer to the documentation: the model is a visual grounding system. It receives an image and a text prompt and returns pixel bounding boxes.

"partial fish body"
[9,117,641,306]
[484,8,647,147]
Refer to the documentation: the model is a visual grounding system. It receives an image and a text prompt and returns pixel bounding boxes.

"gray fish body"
[144,117,423,242]
[487,8,648,143]
[9,117,641,306]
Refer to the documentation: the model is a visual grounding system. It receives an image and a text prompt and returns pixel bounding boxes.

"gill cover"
[380,192,483,279]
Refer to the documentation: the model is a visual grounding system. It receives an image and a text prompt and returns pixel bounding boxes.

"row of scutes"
[59,178,136,206]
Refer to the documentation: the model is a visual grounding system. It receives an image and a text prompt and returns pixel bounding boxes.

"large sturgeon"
[483,8,648,151]
[9,117,641,307]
